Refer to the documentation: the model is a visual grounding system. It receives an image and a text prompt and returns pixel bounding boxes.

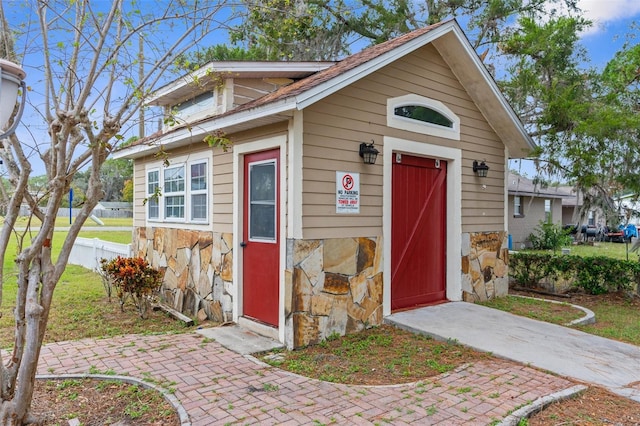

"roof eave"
[148,61,336,106]
[432,26,536,158]
[114,98,297,160]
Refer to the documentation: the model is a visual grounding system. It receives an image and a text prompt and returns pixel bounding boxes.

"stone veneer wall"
[461,231,509,302]
[284,237,383,349]
[133,227,234,323]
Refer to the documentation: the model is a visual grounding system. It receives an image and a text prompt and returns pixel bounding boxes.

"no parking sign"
[336,171,360,214]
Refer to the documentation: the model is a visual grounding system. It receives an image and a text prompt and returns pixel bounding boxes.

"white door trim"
[382,136,462,316]
[233,134,287,343]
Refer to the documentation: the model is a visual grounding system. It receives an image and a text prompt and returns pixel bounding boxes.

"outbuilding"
[116,19,535,349]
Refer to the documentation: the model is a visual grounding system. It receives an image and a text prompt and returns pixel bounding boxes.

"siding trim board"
[232,134,288,343]
[383,136,462,316]
[288,111,303,239]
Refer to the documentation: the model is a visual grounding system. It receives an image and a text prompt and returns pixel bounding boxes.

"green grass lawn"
[6,216,133,228]
[519,240,638,261]
[0,218,194,348]
[481,292,640,346]
[487,241,640,346]
[478,295,585,325]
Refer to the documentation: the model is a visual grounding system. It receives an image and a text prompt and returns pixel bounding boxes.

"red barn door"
[391,153,447,311]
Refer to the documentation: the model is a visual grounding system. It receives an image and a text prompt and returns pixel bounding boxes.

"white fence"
[68,237,132,271]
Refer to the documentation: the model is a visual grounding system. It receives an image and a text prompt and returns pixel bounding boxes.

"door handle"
[240,241,247,248]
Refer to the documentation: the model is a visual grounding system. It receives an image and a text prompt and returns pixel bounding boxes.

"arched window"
[387,94,460,140]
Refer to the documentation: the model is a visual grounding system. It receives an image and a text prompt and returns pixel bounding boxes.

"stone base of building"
[133,227,234,323]
[284,237,383,349]
[461,231,509,302]
[133,227,509,349]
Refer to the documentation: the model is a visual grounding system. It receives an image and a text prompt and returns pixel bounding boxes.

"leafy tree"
[231,0,349,60]
[100,158,133,202]
[175,44,272,69]
[0,1,233,423]
[227,0,578,62]
[499,15,640,228]
[121,179,133,203]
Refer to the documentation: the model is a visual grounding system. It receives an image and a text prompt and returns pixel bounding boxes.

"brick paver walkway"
[37,333,574,425]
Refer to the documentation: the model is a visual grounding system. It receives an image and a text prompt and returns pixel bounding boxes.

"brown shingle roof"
[116,19,455,153]
[226,20,448,115]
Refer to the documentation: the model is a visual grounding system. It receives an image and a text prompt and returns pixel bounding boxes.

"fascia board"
[115,98,297,159]
[447,25,536,152]
[148,62,335,105]
[294,23,456,110]
[112,143,157,159]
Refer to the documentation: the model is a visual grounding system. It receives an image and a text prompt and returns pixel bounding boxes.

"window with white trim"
[147,169,159,219]
[190,162,208,221]
[387,94,460,140]
[145,157,210,224]
[514,196,522,217]
[164,165,185,219]
[544,199,552,222]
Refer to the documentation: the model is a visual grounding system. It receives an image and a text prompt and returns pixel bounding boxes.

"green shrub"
[510,252,640,294]
[100,256,164,318]
[527,221,573,251]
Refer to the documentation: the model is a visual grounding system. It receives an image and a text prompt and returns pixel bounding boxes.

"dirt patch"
[528,386,640,425]
[259,324,493,385]
[30,378,179,425]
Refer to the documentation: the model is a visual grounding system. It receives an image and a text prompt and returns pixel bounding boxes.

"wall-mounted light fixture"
[0,59,27,139]
[359,141,379,165]
[473,160,489,178]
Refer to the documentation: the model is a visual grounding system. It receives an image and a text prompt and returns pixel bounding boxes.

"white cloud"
[576,0,640,35]
[577,0,640,23]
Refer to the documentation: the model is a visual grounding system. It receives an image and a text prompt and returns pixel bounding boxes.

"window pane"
[249,161,276,240]
[191,194,207,220]
[545,199,552,222]
[250,204,275,239]
[148,199,159,219]
[165,195,184,218]
[164,166,185,193]
[191,162,207,191]
[394,105,453,128]
[147,170,159,194]
[250,163,275,202]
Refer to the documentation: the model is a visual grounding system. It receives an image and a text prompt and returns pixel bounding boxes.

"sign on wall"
[336,171,360,214]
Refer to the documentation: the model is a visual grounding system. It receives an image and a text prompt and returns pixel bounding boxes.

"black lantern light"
[359,141,379,165]
[473,160,489,178]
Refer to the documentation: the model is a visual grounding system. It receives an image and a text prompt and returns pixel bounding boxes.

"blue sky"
[5,0,639,178]
[578,0,640,68]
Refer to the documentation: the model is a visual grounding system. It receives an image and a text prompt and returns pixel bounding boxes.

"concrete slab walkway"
[37,332,574,425]
[387,302,640,401]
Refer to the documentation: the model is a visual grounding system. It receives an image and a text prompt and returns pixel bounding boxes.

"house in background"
[116,20,534,349]
[507,173,568,249]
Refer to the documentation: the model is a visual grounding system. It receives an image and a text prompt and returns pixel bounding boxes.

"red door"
[242,149,280,326]
[391,153,447,311]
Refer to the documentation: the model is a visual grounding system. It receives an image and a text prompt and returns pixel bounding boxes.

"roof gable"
[117,20,535,160]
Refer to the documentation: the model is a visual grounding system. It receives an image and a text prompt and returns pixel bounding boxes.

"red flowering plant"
[100,256,164,318]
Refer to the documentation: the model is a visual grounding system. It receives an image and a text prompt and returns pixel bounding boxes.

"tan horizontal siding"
[233,78,281,107]
[213,122,289,232]
[304,215,382,228]
[301,44,506,238]
[305,227,381,240]
[133,162,146,227]
[462,223,504,234]
[463,192,505,203]
[212,149,233,231]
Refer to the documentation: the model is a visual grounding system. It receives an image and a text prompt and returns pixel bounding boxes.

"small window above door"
[387,94,460,140]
